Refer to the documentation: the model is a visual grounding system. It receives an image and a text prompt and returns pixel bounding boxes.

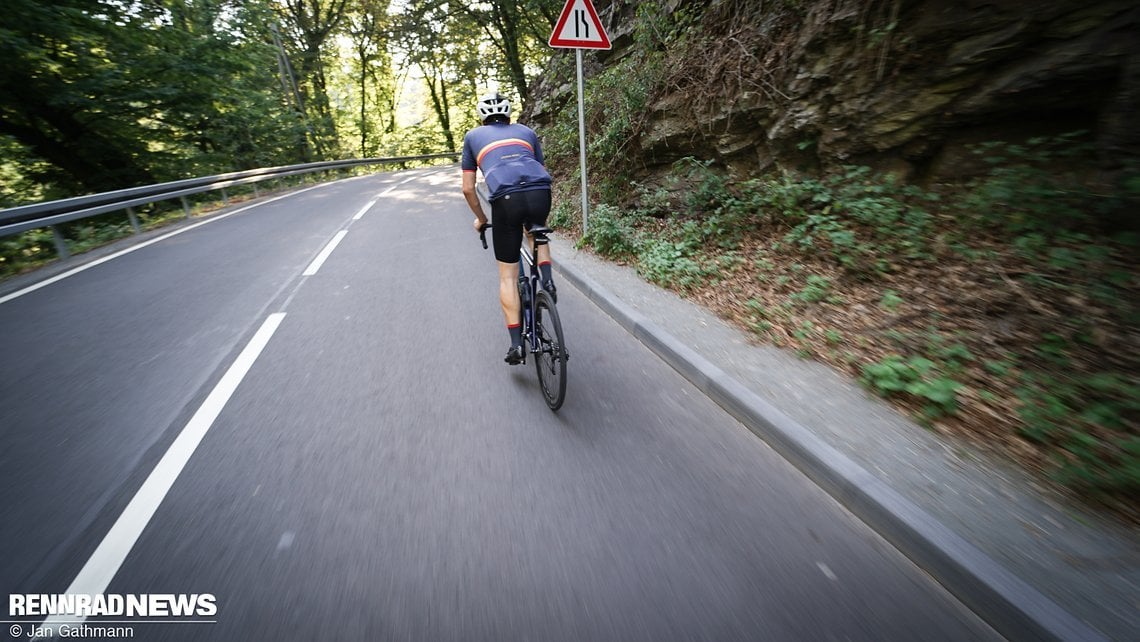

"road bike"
[479,223,569,411]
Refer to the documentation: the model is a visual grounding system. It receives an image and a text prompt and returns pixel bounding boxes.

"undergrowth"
[2,205,193,279]
[566,137,1139,518]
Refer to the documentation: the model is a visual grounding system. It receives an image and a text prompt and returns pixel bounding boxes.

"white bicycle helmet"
[476,92,511,123]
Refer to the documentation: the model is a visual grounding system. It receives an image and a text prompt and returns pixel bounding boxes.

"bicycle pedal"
[505,346,526,365]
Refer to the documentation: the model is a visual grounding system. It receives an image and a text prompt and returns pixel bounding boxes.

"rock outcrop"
[525,0,1139,180]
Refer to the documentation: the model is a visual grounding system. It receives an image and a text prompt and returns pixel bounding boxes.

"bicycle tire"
[533,291,567,411]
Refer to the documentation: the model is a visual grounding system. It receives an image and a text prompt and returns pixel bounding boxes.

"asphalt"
[2,169,1134,641]
[1,169,1004,642]
[548,236,1139,642]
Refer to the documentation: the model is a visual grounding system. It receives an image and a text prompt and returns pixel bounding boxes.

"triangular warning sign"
[548,0,611,49]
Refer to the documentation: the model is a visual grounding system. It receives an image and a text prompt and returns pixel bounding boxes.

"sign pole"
[576,48,589,237]
[548,0,611,239]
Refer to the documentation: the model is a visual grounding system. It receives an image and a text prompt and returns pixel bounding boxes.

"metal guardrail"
[0,153,458,258]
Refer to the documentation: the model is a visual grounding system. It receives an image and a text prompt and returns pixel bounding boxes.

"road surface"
[0,168,1000,641]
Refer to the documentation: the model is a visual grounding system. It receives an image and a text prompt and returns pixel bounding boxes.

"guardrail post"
[221,187,229,206]
[50,225,70,260]
[126,207,141,234]
[181,197,191,218]
[253,184,260,198]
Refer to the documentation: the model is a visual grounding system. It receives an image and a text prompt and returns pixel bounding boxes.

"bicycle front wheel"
[533,291,567,411]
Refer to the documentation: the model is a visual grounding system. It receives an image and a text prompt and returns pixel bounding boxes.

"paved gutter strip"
[556,257,1108,642]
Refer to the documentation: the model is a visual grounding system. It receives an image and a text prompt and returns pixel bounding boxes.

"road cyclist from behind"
[461,91,558,365]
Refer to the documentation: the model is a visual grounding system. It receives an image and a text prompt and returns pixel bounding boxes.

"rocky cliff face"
[525,0,1139,181]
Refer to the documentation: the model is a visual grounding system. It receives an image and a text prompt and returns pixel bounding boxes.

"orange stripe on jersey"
[476,138,534,166]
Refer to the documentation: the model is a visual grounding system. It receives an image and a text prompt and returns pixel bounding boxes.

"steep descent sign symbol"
[549,0,611,49]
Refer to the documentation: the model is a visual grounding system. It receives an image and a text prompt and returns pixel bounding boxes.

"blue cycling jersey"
[461,122,552,201]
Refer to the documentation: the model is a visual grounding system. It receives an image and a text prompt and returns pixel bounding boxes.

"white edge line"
[0,184,328,307]
[40,313,286,630]
[378,173,422,198]
[352,199,378,220]
[302,230,348,276]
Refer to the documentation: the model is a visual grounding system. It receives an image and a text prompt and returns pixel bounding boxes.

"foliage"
[1,0,549,208]
[1016,367,1140,498]
[581,204,637,258]
[861,355,962,423]
[0,0,314,201]
[337,0,397,158]
[773,166,937,271]
[637,237,715,290]
[791,274,840,305]
[565,125,1137,508]
[0,229,56,279]
[542,2,681,201]
[657,159,940,275]
[390,0,475,152]
[1,0,557,277]
[957,132,1128,234]
[879,289,904,312]
[544,51,661,176]
[449,0,563,103]
[549,197,576,230]
[0,136,52,206]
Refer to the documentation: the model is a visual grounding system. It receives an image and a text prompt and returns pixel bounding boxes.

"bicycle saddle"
[526,224,553,237]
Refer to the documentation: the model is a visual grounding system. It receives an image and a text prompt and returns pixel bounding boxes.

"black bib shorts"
[490,188,552,264]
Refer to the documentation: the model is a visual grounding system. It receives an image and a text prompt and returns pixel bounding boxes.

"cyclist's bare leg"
[522,229,554,273]
[536,243,552,266]
[533,234,555,302]
[497,260,521,325]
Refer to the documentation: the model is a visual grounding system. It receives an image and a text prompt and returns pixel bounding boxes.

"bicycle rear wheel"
[533,291,567,411]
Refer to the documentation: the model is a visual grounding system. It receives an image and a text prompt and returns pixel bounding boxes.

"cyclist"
[461,92,557,365]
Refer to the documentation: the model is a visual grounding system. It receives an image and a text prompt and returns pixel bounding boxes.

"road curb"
[556,259,1107,642]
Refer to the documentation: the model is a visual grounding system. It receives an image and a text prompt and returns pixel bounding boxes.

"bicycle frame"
[517,230,546,361]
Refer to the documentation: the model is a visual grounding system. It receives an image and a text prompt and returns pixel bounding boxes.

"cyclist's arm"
[459,132,487,224]
[462,170,487,225]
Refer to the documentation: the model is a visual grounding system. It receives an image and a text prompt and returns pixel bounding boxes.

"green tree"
[343,0,395,157]
[0,0,309,200]
[393,0,467,151]
[0,0,556,205]
[458,0,560,103]
[142,0,310,173]
[0,0,159,195]
[403,0,560,106]
[275,0,352,157]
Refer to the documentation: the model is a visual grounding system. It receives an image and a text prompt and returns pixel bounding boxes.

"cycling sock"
[539,261,553,283]
[508,323,523,348]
